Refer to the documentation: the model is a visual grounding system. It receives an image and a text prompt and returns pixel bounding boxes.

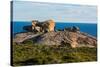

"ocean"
[12,21,97,37]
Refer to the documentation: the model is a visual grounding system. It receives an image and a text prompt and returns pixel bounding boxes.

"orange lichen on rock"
[48,19,55,32]
[31,19,55,33]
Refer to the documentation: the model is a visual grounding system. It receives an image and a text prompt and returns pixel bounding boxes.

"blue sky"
[12,1,97,23]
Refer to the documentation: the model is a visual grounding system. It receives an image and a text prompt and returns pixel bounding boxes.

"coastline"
[12,22,97,37]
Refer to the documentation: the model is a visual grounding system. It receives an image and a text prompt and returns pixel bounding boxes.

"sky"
[12,1,97,23]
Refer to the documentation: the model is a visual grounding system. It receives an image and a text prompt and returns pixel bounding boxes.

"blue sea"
[12,21,97,37]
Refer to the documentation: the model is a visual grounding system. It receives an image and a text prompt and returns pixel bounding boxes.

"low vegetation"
[12,40,97,66]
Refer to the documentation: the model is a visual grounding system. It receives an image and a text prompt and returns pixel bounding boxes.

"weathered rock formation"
[36,31,97,48]
[13,32,42,44]
[13,29,97,48]
[64,26,80,32]
[23,19,55,33]
[14,19,97,48]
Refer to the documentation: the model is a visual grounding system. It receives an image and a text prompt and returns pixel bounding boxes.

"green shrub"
[12,40,97,66]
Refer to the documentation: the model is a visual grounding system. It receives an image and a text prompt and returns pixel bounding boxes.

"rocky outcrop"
[32,19,55,32]
[13,32,42,44]
[64,26,80,32]
[36,31,97,48]
[13,30,97,48]
[23,19,55,33]
[23,25,32,32]
[14,19,97,48]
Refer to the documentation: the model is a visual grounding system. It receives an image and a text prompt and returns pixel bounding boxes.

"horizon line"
[11,21,97,24]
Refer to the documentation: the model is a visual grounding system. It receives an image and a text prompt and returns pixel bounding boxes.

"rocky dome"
[36,31,97,48]
[13,30,97,48]
[13,19,97,48]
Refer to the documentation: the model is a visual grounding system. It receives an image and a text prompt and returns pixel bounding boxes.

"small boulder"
[72,26,80,32]
[64,26,80,32]
[23,25,32,32]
